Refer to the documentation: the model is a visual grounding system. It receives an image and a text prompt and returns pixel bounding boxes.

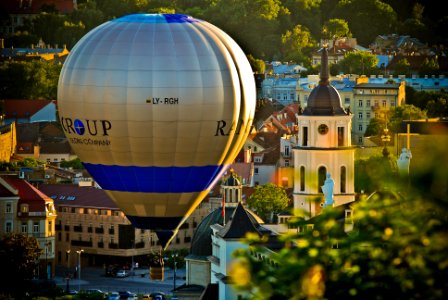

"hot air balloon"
[57,14,256,248]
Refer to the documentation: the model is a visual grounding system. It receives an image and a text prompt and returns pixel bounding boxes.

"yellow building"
[0,122,16,162]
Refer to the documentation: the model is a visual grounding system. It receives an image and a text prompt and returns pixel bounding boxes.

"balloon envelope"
[57,14,255,236]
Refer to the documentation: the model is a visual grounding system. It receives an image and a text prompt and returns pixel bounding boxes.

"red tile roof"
[39,184,119,209]
[3,99,54,120]
[0,175,51,212]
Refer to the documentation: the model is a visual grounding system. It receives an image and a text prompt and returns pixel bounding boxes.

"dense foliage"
[0,233,43,298]
[0,60,62,99]
[231,141,448,299]
[4,0,447,65]
[247,183,290,223]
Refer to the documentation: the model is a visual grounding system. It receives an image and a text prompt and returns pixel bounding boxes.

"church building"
[293,47,356,217]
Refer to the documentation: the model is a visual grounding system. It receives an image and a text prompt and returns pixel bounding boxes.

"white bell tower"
[293,47,355,217]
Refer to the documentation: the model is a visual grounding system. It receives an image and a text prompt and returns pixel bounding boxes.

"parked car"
[107,291,120,300]
[118,290,137,299]
[115,269,129,278]
[149,291,166,300]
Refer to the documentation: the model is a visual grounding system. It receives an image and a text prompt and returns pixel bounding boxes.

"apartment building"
[38,184,211,269]
[352,76,405,144]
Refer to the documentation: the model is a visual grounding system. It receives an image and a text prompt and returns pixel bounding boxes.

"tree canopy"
[247,183,290,222]
[0,233,42,298]
[231,140,448,300]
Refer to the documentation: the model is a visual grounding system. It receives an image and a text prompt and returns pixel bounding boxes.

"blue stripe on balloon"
[113,14,200,24]
[83,163,224,193]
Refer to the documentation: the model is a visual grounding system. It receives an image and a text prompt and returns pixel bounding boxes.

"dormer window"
[21,204,29,213]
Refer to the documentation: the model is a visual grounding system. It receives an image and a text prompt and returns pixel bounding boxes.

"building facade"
[0,175,57,279]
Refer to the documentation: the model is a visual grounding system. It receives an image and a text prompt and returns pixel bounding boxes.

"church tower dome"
[303,47,346,116]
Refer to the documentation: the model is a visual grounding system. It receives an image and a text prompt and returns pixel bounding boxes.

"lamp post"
[76,249,84,292]
[45,241,51,280]
[66,249,71,292]
[381,127,391,157]
[172,252,178,291]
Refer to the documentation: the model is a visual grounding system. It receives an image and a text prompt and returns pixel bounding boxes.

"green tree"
[60,157,85,169]
[284,0,322,38]
[247,54,266,74]
[0,60,62,99]
[419,57,440,77]
[322,18,351,40]
[337,51,378,75]
[393,58,411,76]
[281,24,315,63]
[247,183,290,222]
[331,0,397,46]
[0,233,42,298]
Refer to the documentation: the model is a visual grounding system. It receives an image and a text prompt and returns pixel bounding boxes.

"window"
[254,156,262,163]
[340,166,346,193]
[358,100,363,107]
[300,166,305,191]
[337,127,344,146]
[284,159,290,167]
[21,222,28,233]
[6,222,12,233]
[366,100,371,106]
[359,124,363,132]
[391,100,396,107]
[254,167,259,174]
[358,136,363,144]
[374,100,379,107]
[302,127,308,146]
[344,97,350,104]
[358,112,363,119]
[48,221,52,233]
[284,145,290,156]
[6,203,12,213]
[382,100,387,107]
[318,167,327,193]
[33,222,39,233]
[366,112,371,119]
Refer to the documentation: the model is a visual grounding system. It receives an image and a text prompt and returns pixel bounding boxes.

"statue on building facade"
[321,173,335,207]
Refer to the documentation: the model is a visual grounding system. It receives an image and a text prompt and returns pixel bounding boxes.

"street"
[54,265,186,296]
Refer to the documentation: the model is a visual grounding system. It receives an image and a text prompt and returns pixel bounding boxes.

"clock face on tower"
[318,124,329,135]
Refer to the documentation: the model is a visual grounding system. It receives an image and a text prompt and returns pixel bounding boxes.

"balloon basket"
[149,266,164,281]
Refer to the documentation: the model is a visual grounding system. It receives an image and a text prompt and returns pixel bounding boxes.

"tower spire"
[320,46,329,85]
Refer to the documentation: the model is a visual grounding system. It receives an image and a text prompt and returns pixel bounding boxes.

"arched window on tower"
[235,189,239,202]
[318,166,326,193]
[300,166,305,191]
[340,166,346,193]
